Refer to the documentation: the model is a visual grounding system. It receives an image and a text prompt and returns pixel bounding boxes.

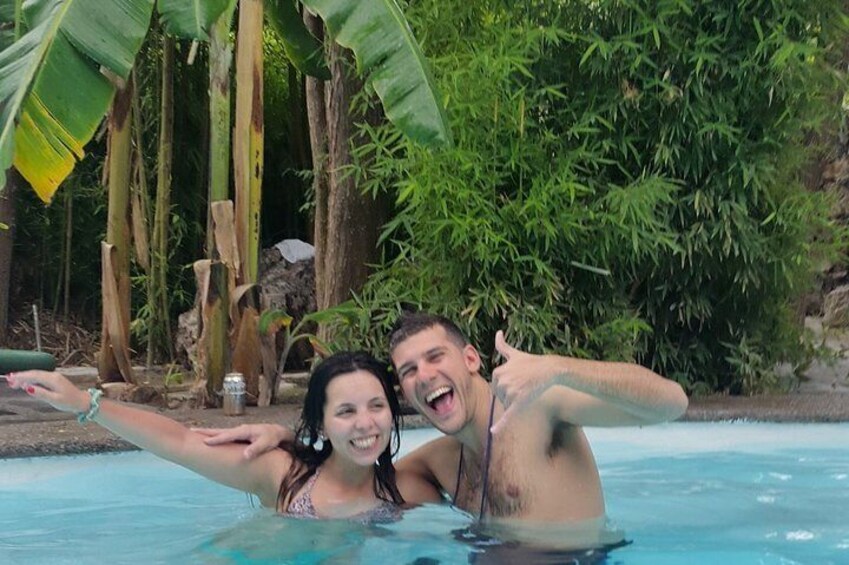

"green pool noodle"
[0,349,57,374]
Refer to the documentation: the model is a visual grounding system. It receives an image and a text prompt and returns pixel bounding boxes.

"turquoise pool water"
[0,423,847,564]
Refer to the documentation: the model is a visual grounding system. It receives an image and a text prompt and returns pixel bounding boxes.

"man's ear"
[462,344,482,374]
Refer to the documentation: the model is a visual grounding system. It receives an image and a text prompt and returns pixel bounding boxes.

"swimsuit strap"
[453,444,464,503]
[287,467,321,514]
[479,393,497,520]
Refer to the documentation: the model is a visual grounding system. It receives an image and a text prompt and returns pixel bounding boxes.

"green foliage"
[301,0,452,146]
[259,303,358,384]
[338,0,848,393]
[265,0,329,79]
[13,150,106,322]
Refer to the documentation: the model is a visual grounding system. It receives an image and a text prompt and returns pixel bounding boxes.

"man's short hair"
[388,312,469,354]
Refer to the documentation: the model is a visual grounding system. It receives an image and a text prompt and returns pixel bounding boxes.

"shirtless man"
[201,312,688,543]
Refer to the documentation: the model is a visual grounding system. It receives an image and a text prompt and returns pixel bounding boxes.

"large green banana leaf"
[156,0,230,41]
[301,0,452,147]
[266,0,329,80]
[0,1,19,50]
[0,0,154,202]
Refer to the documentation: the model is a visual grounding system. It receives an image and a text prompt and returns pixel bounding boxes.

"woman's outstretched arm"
[6,370,289,507]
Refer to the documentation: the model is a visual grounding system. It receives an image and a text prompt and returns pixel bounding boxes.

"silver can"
[223,372,246,416]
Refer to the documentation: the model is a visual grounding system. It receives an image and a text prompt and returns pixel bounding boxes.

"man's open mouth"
[424,386,455,415]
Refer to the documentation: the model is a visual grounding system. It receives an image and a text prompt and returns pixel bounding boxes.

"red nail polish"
[26,386,35,395]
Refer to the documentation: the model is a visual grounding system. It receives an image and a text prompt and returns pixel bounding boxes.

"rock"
[100,382,131,400]
[122,384,163,405]
[273,239,315,263]
[175,307,199,370]
[822,285,849,327]
[175,240,317,377]
[275,381,306,404]
[101,382,164,406]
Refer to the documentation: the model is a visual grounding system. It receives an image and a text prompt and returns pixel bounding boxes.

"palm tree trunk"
[234,0,264,286]
[203,2,237,402]
[99,77,136,384]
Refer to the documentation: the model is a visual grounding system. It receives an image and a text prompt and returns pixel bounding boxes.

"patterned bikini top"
[284,467,401,524]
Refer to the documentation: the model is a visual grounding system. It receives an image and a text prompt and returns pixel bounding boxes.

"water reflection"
[196,505,629,564]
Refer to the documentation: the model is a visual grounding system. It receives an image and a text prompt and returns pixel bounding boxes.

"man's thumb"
[495,330,517,360]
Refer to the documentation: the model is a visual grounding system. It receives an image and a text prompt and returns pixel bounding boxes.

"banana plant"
[258,302,358,401]
[0,0,230,203]
[0,0,451,204]
[271,0,452,147]
[0,0,19,51]
[0,0,154,202]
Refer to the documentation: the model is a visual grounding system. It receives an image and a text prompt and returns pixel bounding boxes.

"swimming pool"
[0,423,846,564]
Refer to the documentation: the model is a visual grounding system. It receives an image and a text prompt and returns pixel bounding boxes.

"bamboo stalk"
[148,34,176,365]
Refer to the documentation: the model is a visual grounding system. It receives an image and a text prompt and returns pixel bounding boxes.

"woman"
[4,352,440,522]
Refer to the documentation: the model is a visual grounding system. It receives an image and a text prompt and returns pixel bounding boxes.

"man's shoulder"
[412,434,461,458]
[399,434,460,469]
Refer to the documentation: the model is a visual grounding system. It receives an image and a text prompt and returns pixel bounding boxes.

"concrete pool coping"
[1,388,847,458]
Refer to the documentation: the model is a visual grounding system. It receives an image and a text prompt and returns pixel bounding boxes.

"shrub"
[334,0,848,393]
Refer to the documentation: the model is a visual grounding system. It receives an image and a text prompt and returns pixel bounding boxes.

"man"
[201,312,688,545]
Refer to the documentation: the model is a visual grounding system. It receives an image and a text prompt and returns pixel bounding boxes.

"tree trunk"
[234,0,264,285]
[203,3,237,401]
[0,8,22,346]
[314,44,387,314]
[303,12,329,309]
[208,4,236,236]
[0,171,18,346]
[99,78,135,383]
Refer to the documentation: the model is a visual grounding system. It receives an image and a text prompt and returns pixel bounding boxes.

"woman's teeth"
[351,436,377,450]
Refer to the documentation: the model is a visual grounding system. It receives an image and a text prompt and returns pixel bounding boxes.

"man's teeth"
[425,386,452,405]
[351,436,377,449]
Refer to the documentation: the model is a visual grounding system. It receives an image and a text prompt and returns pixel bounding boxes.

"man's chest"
[451,431,550,518]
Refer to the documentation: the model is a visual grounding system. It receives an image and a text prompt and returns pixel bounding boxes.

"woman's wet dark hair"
[276,351,404,510]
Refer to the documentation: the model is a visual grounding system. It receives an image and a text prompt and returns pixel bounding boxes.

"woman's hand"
[5,370,91,414]
[191,423,293,459]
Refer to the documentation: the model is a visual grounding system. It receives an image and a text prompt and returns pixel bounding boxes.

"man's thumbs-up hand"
[490,330,558,435]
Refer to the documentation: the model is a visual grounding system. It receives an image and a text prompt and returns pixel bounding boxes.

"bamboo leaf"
[301,0,452,147]
[156,0,230,41]
[0,0,154,202]
[266,0,329,80]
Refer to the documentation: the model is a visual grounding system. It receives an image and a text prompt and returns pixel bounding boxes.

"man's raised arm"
[490,331,688,434]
